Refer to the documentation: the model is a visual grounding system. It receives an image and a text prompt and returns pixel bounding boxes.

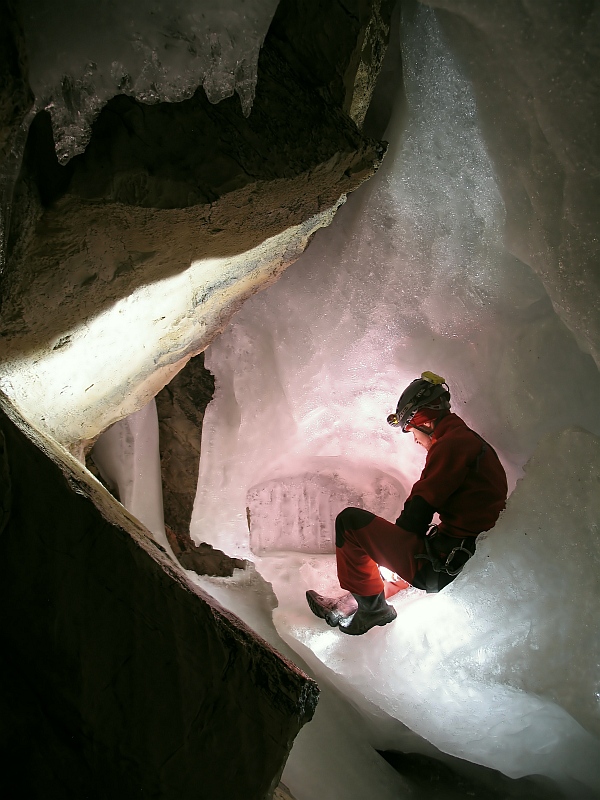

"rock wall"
[0,391,318,800]
[0,0,392,450]
[0,0,33,279]
[0,0,32,172]
[155,351,214,536]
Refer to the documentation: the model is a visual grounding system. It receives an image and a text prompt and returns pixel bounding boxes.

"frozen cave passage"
[87,5,600,799]
[2,2,600,799]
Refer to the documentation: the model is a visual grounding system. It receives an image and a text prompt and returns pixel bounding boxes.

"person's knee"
[335,507,375,547]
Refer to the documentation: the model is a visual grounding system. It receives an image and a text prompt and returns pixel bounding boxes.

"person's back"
[403,412,508,538]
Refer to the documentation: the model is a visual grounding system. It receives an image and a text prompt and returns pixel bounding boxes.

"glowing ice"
[91,398,175,560]
[192,4,600,795]
[193,4,600,558]
[260,427,600,795]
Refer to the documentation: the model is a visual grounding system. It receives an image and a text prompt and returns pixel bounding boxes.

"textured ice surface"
[91,398,174,559]
[259,426,600,796]
[192,3,600,793]
[423,0,600,366]
[247,458,406,554]
[193,4,600,557]
[188,566,415,800]
[20,0,278,161]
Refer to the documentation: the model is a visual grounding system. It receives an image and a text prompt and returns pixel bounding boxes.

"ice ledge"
[261,426,600,796]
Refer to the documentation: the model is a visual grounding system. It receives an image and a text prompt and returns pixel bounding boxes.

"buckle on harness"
[415,525,474,577]
[444,542,474,576]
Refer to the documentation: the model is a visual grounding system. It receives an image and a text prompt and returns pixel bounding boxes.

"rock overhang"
[0,0,393,451]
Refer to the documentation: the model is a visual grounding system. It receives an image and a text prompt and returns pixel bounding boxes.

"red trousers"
[335,507,426,596]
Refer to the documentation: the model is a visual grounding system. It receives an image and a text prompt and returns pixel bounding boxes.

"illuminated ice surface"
[187,445,600,800]
[19,0,278,161]
[257,426,600,794]
[193,3,600,557]
[191,4,600,797]
[189,426,600,799]
[91,398,175,560]
[0,207,339,447]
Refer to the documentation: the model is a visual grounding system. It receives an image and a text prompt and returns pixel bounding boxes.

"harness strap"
[415,525,476,577]
[411,424,494,591]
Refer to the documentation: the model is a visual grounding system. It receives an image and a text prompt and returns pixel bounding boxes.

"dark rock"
[362,0,403,140]
[155,352,241,578]
[0,426,10,534]
[166,525,246,578]
[0,391,319,800]
[0,0,33,171]
[0,0,34,286]
[0,0,393,450]
[267,0,396,128]
[379,749,566,800]
[155,351,215,536]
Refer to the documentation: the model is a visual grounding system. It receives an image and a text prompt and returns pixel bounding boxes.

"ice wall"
[19,0,278,162]
[193,2,600,558]
[260,425,600,795]
[92,398,175,560]
[192,2,600,793]
[423,0,600,367]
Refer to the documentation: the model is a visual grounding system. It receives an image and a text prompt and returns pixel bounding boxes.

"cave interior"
[1,1,599,799]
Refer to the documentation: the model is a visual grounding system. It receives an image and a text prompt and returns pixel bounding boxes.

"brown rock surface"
[0,0,392,448]
[166,526,246,577]
[0,1,33,171]
[0,391,319,800]
[0,0,33,281]
[155,351,215,536]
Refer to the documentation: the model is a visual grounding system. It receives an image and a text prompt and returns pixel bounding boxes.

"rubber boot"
[338,591,397,636]
[306,590,358,627]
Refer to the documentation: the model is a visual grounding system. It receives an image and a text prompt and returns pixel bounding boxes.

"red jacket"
[405,413,507,538]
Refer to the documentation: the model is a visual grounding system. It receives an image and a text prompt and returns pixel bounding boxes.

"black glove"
[396,496,436,537]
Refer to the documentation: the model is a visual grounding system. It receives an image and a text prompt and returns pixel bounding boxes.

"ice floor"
[272,426,600,796]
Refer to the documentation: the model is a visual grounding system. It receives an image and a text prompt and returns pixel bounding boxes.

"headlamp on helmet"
[387,371,450,432]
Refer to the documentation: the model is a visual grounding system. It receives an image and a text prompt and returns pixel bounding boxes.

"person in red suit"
[306,372,508,636]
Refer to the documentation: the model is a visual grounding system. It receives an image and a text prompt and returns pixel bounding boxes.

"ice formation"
[193,3,600,558]
[258,425,600,795]
[4,0,597,796]
[247,459,406,555]
[190,4,600,796]
[19,0,278,162]
[91,398,175,560]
